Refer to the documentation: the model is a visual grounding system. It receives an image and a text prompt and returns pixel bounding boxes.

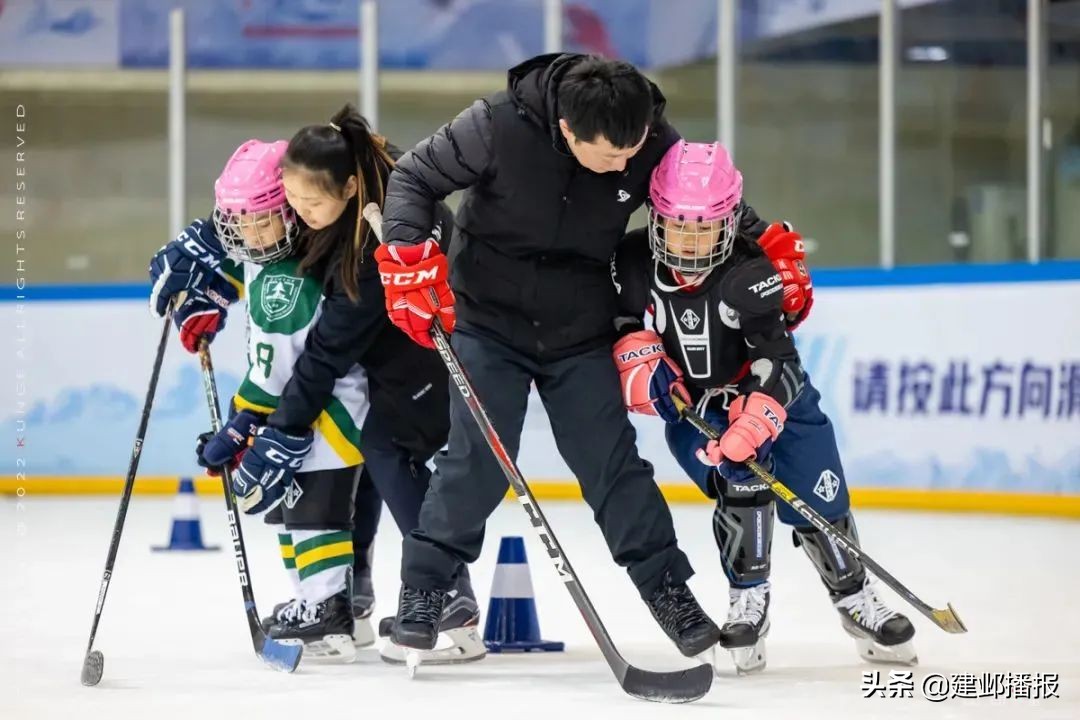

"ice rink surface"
[3,496,1077,720]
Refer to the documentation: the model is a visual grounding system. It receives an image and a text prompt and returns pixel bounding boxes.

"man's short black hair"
[557,56,654,149]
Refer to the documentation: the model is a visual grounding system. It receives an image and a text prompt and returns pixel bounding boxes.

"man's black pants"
[402,327,693,600]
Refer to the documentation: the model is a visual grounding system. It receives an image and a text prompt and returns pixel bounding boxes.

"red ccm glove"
[757,222,813,330]
[374,239,456,349]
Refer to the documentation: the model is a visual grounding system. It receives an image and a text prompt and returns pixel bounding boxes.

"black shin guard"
[792,513,866,598]
[712,473,775,587]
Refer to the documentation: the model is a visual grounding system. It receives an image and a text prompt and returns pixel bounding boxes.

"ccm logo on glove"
[379,266,440,287]
[262,447,305,468]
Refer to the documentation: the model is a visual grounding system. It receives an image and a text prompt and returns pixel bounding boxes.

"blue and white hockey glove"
[149,219,239,318]
[232,425,313,516]
[195,410,266,476]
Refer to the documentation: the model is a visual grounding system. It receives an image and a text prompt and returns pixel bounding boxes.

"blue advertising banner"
[1,0,940,70]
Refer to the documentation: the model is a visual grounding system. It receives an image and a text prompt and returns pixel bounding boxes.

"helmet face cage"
[213,204,299,265]
[648,205,740,274]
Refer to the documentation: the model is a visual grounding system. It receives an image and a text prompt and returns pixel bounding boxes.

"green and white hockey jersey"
[226,256,368,471]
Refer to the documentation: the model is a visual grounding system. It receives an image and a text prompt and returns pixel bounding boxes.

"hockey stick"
[673,396,967,635]
[363,204,712,704]
[196,339,304,672]
[81,315,173,686]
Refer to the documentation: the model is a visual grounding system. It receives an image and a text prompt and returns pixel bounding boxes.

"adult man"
[374,54,806,661]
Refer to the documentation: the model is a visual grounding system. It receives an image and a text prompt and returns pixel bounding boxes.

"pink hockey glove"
[612,330,690,424]
[696,392,787,465]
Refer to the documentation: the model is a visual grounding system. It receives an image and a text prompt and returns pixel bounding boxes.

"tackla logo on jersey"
[814,469,841,503]
[680,308,701,330]
[260,275,302,322]
[283,479,304,510]
[749,273,783,299]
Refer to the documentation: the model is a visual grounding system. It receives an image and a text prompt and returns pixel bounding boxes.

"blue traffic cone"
[152,477,219,552]
[483,536,564,653]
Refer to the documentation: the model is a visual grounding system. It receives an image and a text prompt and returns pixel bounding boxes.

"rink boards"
[4,261,1080,516]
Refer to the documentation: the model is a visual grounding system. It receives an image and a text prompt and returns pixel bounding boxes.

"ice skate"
[384,584,445,672]
[718,581,770,674]
[644,575,722,660]
[380,573,486,667]
[269,591,358,662]
[834,578,917,665]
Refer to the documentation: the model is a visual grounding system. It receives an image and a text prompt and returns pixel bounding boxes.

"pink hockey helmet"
[648,140,743,274]
[212,139,299,265]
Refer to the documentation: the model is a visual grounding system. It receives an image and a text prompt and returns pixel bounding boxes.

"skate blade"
[381,625,487,666]
[853,636,918,666]
[279,634,358,663]
[352,616,375,649]
[405,651,421,678]
[730,638,767,675]
[715,623,769,676]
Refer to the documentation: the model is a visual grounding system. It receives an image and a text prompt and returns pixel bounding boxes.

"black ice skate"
[269,591,357,662]
[833,578,917,665]
[380,572,486,667]
[644,576,722,659]
[718,581,770,674]
[388,584,445,651]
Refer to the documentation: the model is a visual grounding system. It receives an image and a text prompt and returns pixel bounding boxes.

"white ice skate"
[834,578,917,666]
[716,581,770,675]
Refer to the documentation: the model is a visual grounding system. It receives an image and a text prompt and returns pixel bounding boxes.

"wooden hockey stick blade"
[930,604,967,634]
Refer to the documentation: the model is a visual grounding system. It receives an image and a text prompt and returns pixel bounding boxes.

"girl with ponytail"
[147,105,482,666]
